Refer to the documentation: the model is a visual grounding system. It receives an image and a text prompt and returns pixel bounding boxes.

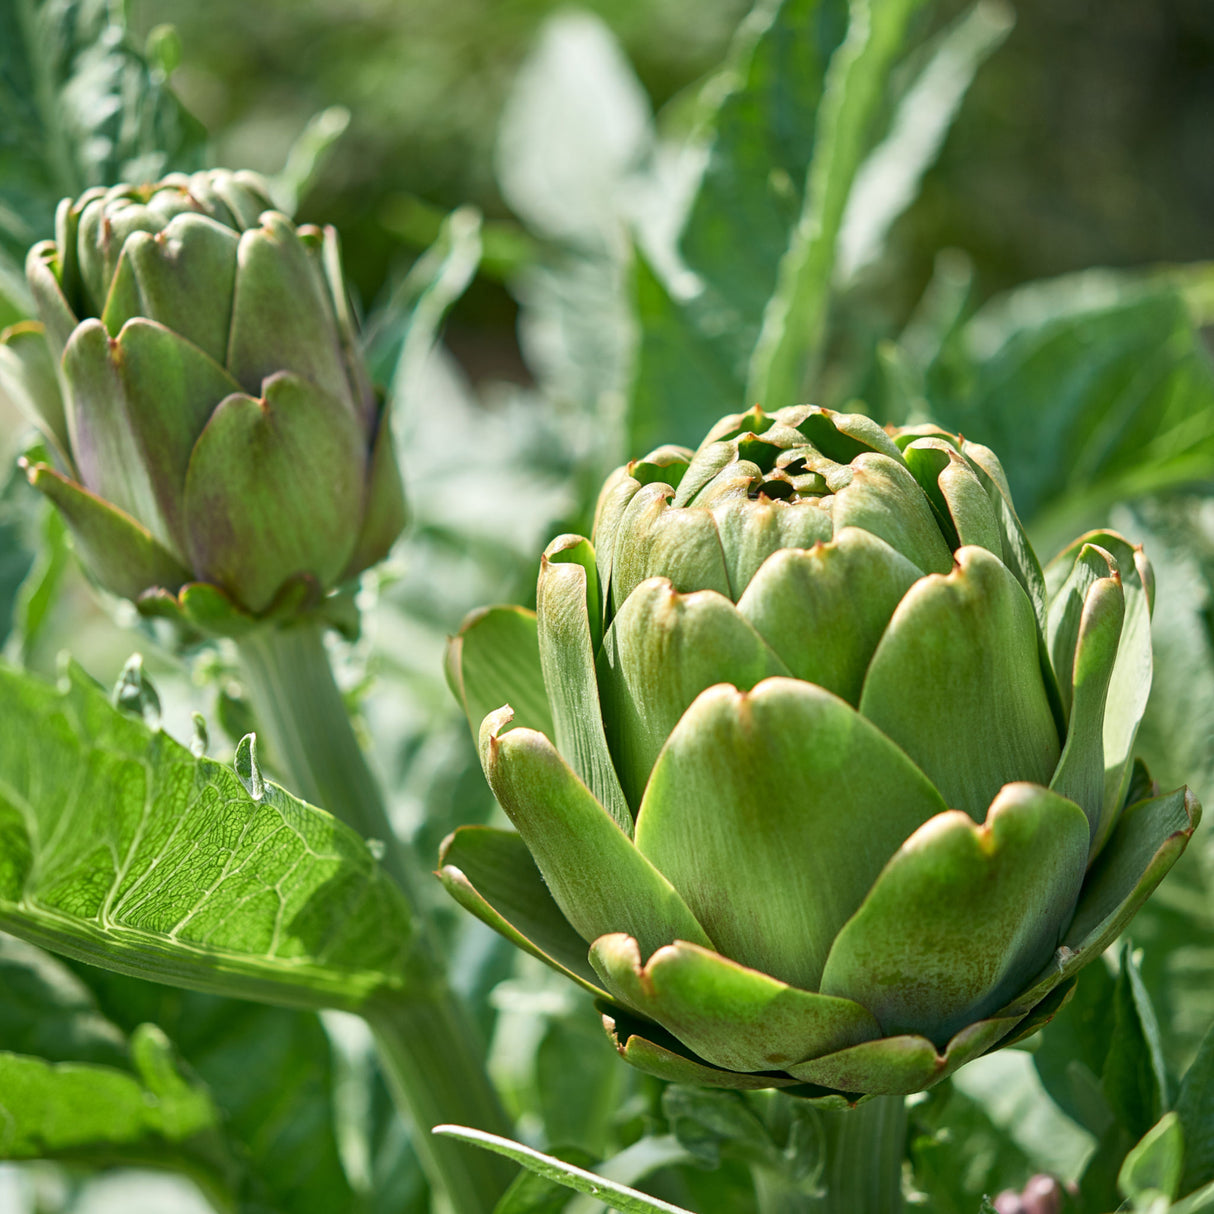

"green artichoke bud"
[443,404,1200,1101]
[5,169,404,632]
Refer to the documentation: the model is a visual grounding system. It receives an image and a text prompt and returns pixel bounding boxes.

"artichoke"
[442,405,1200,1101]
[0,169,404,633]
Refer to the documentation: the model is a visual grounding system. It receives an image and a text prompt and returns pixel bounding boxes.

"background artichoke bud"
[444,404,1200,1100]
[11,169,404,631]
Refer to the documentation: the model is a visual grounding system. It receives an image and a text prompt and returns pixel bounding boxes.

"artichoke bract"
[1,169,404,633]
[443,405,1200,1101]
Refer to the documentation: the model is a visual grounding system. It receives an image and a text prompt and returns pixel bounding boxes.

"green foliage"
[79,969,359,1214]
[0,0,205,320]
[0,659,415,1010]
[3,0,1214,1211]
[0,1025,232,1189]
[1178,1025,1214,1196]
[0,931,360,1212]
[434,1125,696,1214]
[918,273,1214,538]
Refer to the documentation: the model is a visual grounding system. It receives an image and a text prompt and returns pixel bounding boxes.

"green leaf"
[0,935,126,1065]
[662,1086,775,1169]
[0,458,43,651]
[747,0,928,407]
[433,1126,696,1214]
[627,0,852,449]
[1177,1021,1214,1194]
[0,1023,235,1201]
[495,11,650,248]
[627,250,745,456]
[834,0,1014,283]
[922,276,1214,534]
[679,0,850,391]
[369,206,482,394]
[1104,946,1170,1141]
[0,0,205,273]
[0,659,415,1011]
[630,0,940,441]
[1119,1112,1184,1205]
[533,1010,625,1158]
[80,968,361,1214]
[948,1050,1097,1185]
[1032,959,1118,1136]
[494,1145,599,1214]
[1174,1181,1214,1214]
[909,1080,1036,1214]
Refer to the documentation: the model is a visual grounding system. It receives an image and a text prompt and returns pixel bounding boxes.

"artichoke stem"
[234,620,513,1212]
[234,620,418,900]
[753,1095,908,1214]
[367,994,517,1213]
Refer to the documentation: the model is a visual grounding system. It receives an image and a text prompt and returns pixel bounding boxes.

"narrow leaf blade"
[433,1125,696,1214]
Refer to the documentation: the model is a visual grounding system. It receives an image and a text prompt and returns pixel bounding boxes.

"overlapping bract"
[443,405,1199,1102]
[0,169,405,633]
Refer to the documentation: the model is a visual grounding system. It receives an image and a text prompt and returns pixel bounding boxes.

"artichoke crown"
[1,169,404,631]
[444,404,1199,1101]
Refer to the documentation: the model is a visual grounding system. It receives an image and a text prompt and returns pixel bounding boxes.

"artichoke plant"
[443,405,1199,1100]
[0,169,404,634]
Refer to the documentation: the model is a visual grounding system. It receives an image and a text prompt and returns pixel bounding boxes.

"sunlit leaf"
[0,659,415,1011]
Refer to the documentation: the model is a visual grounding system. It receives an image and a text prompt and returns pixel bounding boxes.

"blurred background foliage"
[2,0,1214,1210]
[124,0,1214,382]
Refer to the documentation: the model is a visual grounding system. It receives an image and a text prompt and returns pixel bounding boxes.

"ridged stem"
[366,994,517,1213]
[235,622,415,900]
[754,1096,907,1214]
[235,621,512,1213]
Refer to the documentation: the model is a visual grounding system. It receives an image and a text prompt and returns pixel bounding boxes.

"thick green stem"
[235,621,512,1213]
[754,1096,907,1214]
[367,995,517,1214]
[235,622,416,901]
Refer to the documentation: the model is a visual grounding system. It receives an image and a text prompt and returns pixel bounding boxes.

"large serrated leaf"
[0,659,415,1011]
